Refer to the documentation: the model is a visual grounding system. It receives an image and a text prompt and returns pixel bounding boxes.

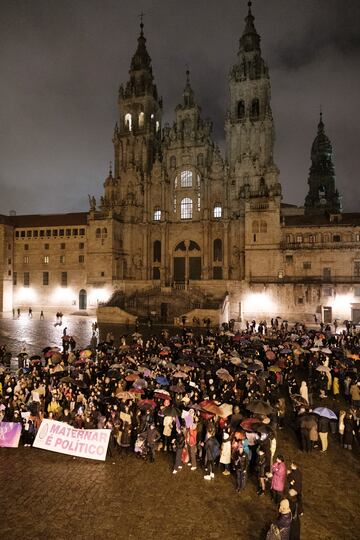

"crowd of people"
[0,318,359,540]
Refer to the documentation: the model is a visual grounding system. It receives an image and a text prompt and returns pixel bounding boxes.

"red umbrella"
[138,399,156,410]
[266,350,276,360]
[199,400,223,416]
[240,418,260,431]
[129,387,144,395]
[125,373,140,382]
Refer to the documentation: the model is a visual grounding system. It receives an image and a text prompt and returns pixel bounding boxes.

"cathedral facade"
[1,4,360,326]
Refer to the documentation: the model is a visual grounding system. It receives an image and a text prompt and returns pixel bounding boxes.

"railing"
[281,241,356,250]
[249,275,360,284]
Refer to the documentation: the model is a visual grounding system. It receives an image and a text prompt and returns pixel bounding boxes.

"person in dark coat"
[287,461,303,514]
[343,412,356,450]
[276,499,292,540]
[233,446,249,492]
[146,424,160,462]
[288,489,301,540]
[203,431,220,480]
[255,447,267,495]
[318,415,330,452]
[172,428,186,473]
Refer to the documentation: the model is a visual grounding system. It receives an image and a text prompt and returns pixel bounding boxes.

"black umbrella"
[247,400,274,415]
[162,405,181,417]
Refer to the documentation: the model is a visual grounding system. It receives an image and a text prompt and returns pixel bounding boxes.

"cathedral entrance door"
[79,289,87,310]
[189,257,201,280]
[323,306,332,324]
[173,257,185,283]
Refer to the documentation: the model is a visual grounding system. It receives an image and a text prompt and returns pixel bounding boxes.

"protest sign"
[0,422,22,448]
[33,419,110,461]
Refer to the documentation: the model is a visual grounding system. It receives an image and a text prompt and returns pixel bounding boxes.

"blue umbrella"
[313,407,337,420]
[156,375,169,386]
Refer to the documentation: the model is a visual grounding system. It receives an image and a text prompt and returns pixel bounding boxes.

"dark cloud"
[0,0,359,214]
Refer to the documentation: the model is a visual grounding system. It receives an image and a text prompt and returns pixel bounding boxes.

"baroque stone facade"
[1,3,360,325]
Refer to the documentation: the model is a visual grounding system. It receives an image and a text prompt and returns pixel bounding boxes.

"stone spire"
[305,112,342,215]
[130,20,152,72]
[182,69,195,108]
[239,1,261,53]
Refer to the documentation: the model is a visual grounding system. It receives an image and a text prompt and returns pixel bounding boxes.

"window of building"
[23,256,29,264]
[153,209,161,221]
[197,153,204,167]
[24,244,29,251]
[8,270,11,277]
[213,239,223,262]
[60,255,65,264]
[72,229,78,236]
[156,120,160,132]
[153,240,161,263]
[170,156,176,169]
[26,230,32,238]
[252,220,259,233]
[33,230,38,238]
[180,170,192,188]
[13,272,17,286]
[79,242,84,250]
[297,297,304,304]
[213,266,223,279]
[125,113,132,131]
[79,228,85,236]
[7,258,11,265]
[260,220,267,233]
[323,287,332,296]
[285,255,293,264]
[153,267,160,280]
[52,230,58,237]
[100,271,105,277]
[102,228,107,238]
[20,231,25,238]
[251,98,259,118]
[43,272,49,286]
[175,241,186,252]
[59,229,64,236]
[237,100,245,119]
[60,243,66,250]
[308,234,316,243]
[213,205,222,218]
[354,261,360,277]
[333,234,341,242]
[79,255,85,263]
[96,228,101,239]
[44,244,49,250]
[138,111,145,128]
[46,230,51,237]
[66,229,71,236]
[24,272,30,287]
[40,230,45,238]
[303,261,311,269]
[61,272,67,287]
[354,287,360,296]
[43,256,49,264]
[322,233,330,243]
[197,174,201,212]
[173,193,177,213]
[15,231,19,238]
[355,234,360,242]
[180,198,193,219]
[323,267,331,281]
[296,234,303,243]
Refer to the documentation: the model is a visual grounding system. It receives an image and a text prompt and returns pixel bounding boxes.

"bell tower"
[225,1,281,204]
[304,112,342,215]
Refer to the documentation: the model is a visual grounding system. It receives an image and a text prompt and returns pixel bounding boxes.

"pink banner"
[0,422,22,448]
[33,419,111,461]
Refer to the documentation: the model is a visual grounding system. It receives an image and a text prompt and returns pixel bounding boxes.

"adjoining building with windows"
[1,3,360,325]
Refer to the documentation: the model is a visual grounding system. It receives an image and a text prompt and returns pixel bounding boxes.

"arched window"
[260,220,267,233]
[252,220,259,233]
[175,241,186,252]
[170,156,176,169]
[197,154,204,167]
[102,228,108,238]
[153,240,161,262]
[138,111,145,128]
[180,198,193,219]
[96,228,101,239]
[237,100,245,119]
[213,205,222,218]
[189,241,200,251]
[180,170,192,187]
[251,98,259,118]
[125,113,132,131]
[213,239,223,262]
[153,208,161,221]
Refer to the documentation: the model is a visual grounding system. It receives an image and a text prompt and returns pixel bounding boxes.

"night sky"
[1,0,359,215]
